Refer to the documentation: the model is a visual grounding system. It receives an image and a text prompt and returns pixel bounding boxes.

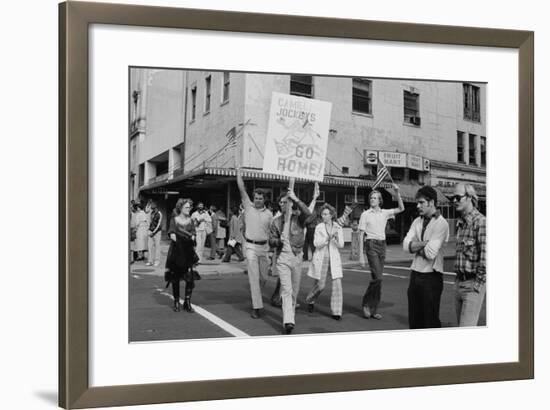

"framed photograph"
[59,1,533,408]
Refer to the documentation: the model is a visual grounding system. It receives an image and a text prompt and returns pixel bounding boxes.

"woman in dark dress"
[166,198,198,312]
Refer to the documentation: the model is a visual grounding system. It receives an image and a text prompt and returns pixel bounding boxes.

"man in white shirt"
[191,202,211,263]
[358,185,404,319]
[403,186,449,329]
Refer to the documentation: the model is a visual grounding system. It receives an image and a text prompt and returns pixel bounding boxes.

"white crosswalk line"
[345,268,455,285]
[155,288,250,338]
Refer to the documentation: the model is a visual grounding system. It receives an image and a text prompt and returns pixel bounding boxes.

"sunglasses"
[452,194,467,202]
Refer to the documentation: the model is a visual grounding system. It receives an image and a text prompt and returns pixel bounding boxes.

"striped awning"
[203,167,386,188]
[141,166,392,191]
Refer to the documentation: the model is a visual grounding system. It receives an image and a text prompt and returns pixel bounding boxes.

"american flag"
[226,127,237,148]
[372,159,390,189]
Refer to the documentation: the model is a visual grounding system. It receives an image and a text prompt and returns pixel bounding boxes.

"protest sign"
[263,92,332,182]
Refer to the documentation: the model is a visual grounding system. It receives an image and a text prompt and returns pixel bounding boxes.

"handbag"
[227,238,237,248]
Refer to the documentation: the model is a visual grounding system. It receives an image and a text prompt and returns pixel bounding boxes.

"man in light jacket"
[403,186,449,329]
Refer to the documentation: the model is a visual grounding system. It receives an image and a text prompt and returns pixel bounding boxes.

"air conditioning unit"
[410,116,421,126]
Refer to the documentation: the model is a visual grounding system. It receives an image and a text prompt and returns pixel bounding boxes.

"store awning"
[387,184,449,205]
[141,166,389,191]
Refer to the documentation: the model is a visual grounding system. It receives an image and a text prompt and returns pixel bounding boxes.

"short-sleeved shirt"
[358,208,395,240]
[242,198,273,242]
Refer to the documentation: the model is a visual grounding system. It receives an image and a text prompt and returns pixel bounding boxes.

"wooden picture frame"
[59,1,534,408]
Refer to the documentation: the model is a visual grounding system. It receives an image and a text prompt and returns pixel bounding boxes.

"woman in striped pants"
[305,203,345,320]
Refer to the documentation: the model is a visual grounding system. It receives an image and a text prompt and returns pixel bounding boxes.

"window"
[156,160,169,176]
[409,169,419,182]
[390,167,405,181]
[204,76,211,113]
[190,86,197,121]
[290,75,313,98]
[404,91,420,126]
[222,72,230,103]
[469,133,476,165]
[138,163,144,187]
[352,78,372,114]
[463,83,481,122]
[480,136,486,167]
[457,131,465,163]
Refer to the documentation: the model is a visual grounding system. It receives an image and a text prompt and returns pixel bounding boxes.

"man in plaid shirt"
[453,183,486,326]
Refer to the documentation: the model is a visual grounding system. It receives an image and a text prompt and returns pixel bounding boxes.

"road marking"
[155,288,250,338]
[349,265,456,276]
[345,269,455,285]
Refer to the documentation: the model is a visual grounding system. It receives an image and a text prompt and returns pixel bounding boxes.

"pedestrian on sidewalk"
[222,206,245,262]
[358,185,404,319]
[305,203,345,320]
[269,189,313,334]
[403,186,449,329]
[165,198,199,313]
[452,183,486,326]
[146,201,162,267]
[236,167,273,319]
[134,203,150,262]
[191,202,211,263]
[207,205,219,260]
[216,208,227,258]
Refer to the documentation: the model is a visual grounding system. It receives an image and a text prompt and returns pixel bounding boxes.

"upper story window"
[463,83,481,122]
[457,131,465,163]
[204,76,212,113]
[352,78,372,115]
[469,133,477,165]
[480,136,486,167]
[404,90,420,126]
[190,86,197,121]
[290,75,314,98]
[222,72,230,103]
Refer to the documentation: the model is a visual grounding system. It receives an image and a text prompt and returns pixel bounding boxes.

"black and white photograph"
[128,68,487,341]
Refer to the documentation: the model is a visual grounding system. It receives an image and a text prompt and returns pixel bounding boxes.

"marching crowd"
[131,167,486,335]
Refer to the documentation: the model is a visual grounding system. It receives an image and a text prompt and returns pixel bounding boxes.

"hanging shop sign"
[379,151,407,168]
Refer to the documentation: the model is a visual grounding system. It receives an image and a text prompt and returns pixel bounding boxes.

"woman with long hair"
[166,198,198,312]
[305,203,345,320]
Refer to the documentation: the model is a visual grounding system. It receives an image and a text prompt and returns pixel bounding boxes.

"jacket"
[307,222,345,280]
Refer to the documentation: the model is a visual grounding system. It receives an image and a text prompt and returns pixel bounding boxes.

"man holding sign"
[269,189,313,334]
[263,92,332,334]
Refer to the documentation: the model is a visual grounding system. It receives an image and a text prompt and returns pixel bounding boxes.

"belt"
[245,238,267,245]
[456,272,477,281]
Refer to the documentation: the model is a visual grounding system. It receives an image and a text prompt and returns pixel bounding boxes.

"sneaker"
[250,308,261,319]
[145,262,153,266]
[363,306,372,319]
[283,323,295,334]
[153,261,160,267]
[332,315,342,321]
[307,303,314,313]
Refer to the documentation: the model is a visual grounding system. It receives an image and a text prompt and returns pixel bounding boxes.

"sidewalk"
[131,239,457,279]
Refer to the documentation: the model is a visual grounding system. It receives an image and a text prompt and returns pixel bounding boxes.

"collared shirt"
[455,208,486,285]
[358,208,395,240]
[242,197,273,241]
[269,214,307,256]
[403,211,449,273]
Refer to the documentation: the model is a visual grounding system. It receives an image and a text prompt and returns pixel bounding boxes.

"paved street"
[130,241,486,341]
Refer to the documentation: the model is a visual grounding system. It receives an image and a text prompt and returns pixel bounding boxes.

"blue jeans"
[455,279,486,326]
[362,239,386,312]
